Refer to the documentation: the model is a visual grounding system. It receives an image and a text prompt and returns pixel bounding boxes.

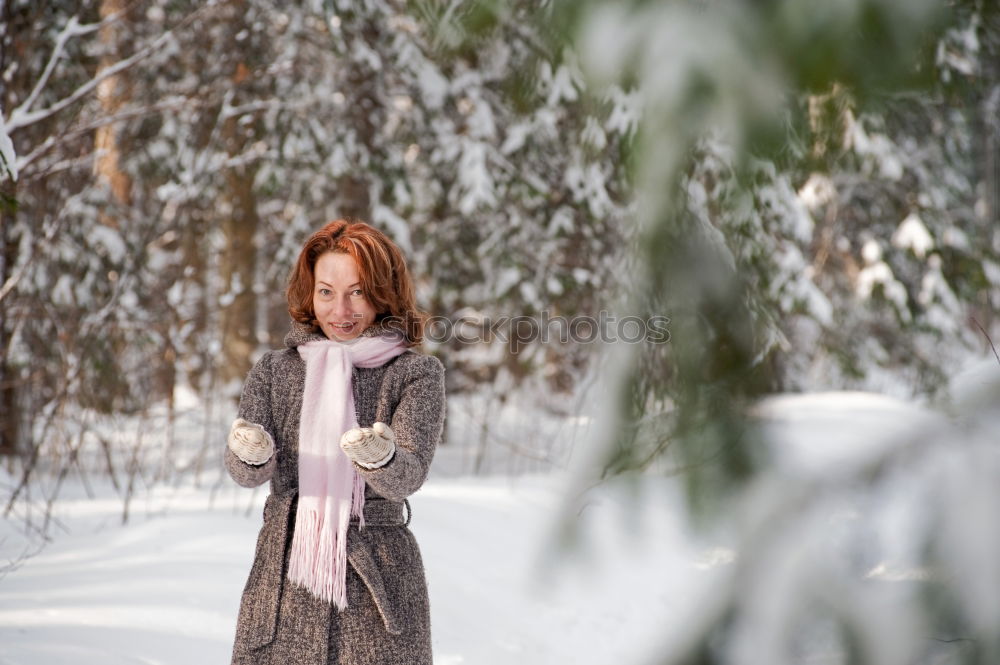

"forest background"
[2,1,1000,663]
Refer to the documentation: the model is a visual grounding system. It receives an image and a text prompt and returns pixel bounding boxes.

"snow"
[918,255,961,334]
[89,225,127,263]
[455,139,496,214]
[937,12,980,79]
[581,116,607,151]
[751,391,943,476]
[542,58,581,107]
[847,113,905,181]
[3,378,1000,664]
[51,274,75,306]
[947,356,1000,411]
[415,61,449,111]
[797,173,835,211]
[941,225,970,250]
[491,266,521,298]
[564,158,614,218]
[603,86,641,137]
[0,472,708,665]
[770,243,833,326]
[372,204,413,254]
[500,121,532,155]
[759,175,814,245]
[892,212,935,259]
[861,238,882,264]
[546,206,575,237]
[856,240,911,321]
[0,105,16,181]
[464,93,497,141]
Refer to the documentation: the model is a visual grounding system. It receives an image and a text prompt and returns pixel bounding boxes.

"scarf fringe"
[287,502,353,608]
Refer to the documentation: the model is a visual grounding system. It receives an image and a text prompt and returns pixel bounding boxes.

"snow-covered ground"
[1,359,997,664]
[0,469,711,665]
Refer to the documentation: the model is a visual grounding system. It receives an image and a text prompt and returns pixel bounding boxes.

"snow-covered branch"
[0,108,16,181]
[10,16,101,127]
[5,6,209,134]
[16,95,205,176]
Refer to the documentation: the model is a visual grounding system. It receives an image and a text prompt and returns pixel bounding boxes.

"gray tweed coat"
[225,322,446,665]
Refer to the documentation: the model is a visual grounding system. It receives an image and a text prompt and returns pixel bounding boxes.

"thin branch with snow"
[10,16,101,125]
[5,5,212,134]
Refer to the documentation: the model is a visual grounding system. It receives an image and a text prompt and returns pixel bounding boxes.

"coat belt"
[350,497,410,528]
[246,494,410,650]
[346,498,410,635]
[342,497,408,634]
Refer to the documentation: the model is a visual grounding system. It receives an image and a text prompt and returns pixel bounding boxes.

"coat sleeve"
[358,353,445,502]
[225,352,278,488]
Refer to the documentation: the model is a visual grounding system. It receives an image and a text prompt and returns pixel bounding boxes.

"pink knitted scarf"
[288,335,406,607]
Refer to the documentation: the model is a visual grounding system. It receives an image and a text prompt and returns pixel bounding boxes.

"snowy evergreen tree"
[557,0,1000,663]
[566,0,999,484]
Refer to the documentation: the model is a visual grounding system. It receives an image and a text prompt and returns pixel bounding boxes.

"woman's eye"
[319,288,332,297]
[351,289,363,297]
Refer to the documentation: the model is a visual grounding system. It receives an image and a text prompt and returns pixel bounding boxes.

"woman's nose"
[332,296,353,318]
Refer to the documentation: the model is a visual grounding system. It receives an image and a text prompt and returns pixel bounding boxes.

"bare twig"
[0,537,46,581]
[3,294,113,517]
[18,93,321,176]
[98,432,121,493]
[0,214,63,303]
[970,316,1000,367]
[121,417,146,525]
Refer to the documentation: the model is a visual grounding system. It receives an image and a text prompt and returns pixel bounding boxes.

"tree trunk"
[336,42,377,221]
[217,113,259,390]
[0,176,18,457]
[212,0,263,393]
[94,0,133,212]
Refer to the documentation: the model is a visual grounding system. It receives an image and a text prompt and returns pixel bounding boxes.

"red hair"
[287,220,426,346]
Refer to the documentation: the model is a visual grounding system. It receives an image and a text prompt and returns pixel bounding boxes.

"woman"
[225,220,445,665]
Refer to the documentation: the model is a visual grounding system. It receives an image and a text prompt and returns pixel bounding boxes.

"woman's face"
[312,252,377,341]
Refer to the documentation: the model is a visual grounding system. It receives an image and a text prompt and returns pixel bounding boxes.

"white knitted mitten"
[227,418,275,465]
[340,422,396,469]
